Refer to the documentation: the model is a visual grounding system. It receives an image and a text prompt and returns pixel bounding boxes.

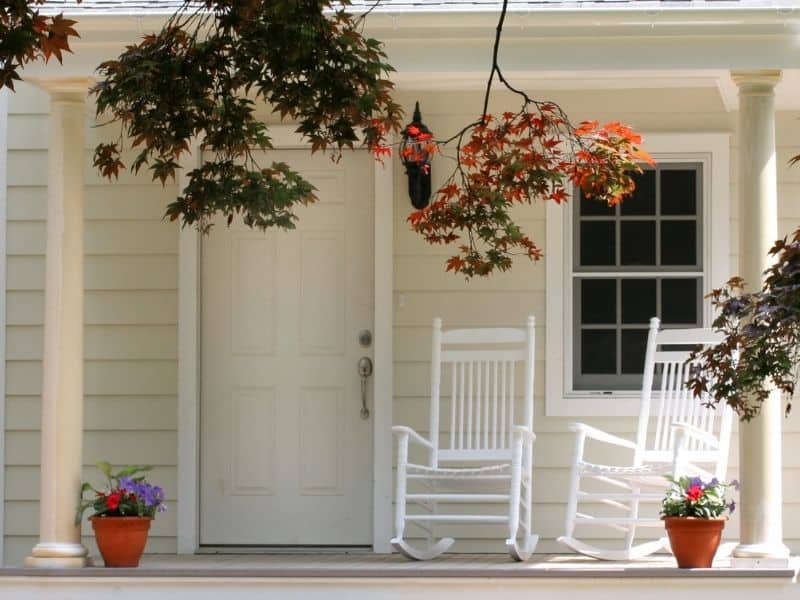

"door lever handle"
[358,357,373,419]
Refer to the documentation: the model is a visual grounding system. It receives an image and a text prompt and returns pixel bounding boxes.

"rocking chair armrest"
[671,422,720,449]
[511,426,537,444]
[391,426,435,450]
[568,422,639,451]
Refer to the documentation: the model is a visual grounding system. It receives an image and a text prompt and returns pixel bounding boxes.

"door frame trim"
[177,127,393,553]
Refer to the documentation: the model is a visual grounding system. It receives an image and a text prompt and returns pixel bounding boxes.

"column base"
[24,555,88,568]
[25,542,89,568]
[732,542,791,568]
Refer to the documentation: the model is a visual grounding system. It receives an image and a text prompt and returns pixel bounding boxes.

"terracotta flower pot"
[663,516,726,568]
[90,516,153,567]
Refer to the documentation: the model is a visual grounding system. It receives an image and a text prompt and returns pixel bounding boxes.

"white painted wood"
[372,145,393,554]
[25,80,91,568]
[545,132,731,417]
[0,87,8,566]
[559,317,734,560]
[177,138,202,555]
[3,569,798,600]
[730,70,791,562]
[200,148,374,545]
[392,317,538,560]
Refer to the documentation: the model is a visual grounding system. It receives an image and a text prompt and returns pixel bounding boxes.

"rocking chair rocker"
[392,317,538,561]
[558,317,734,560]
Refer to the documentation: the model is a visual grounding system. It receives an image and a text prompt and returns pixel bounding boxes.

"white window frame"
[545,133,730,417]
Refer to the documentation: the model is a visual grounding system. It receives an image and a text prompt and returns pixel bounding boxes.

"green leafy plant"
[75,461,166,524]
[661,476,738,519]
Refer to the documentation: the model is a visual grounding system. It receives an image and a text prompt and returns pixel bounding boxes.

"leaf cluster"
[92,0,402,231]
[660,475,736,519]
[688,230,800,420]
[408,107,652,277]
[0,0,80,90]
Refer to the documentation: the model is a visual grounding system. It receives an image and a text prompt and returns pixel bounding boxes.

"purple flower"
[689,476,705,489]
[119,476,166,512]
[730,479,741,491]
[728,500,736,514]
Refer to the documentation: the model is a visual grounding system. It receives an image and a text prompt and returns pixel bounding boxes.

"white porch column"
[25,78,91,568]
[730,70,790,563]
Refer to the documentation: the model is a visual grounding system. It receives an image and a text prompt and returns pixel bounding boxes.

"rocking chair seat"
[406,462,512,477]
[578,460,672,478]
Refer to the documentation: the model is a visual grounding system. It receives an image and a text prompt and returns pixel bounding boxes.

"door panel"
[200,149,373,545]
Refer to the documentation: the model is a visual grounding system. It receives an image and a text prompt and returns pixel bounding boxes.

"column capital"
[26,76,92,103]
[731,70,782,95]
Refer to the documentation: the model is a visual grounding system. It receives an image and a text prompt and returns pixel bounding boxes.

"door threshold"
[198,545,373,555]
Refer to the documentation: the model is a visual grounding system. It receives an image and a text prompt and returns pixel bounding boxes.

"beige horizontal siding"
[4,466,177,501]
[3,83,179,565]
[6,396,178,431]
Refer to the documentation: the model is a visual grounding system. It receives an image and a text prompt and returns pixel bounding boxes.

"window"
[573,164,703,391]
[545,134,730,416]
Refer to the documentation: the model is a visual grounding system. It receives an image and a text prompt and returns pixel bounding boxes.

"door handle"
[358,356,373,420]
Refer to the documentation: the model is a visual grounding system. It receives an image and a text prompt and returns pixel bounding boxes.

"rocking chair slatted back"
[429,317,535,465]
[636,317,733,477]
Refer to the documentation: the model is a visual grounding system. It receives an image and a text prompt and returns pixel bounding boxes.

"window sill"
[545,393,642,418]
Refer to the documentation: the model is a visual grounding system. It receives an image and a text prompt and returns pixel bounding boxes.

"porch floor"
[1,552,797,579]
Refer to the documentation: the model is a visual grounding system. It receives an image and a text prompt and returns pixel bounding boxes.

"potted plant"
[660,476,738,568]
[76,461,167,567]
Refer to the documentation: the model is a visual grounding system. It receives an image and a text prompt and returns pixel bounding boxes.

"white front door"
[200,149,374,545]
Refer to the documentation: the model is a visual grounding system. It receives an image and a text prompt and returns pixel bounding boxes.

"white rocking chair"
[392,316,538,561]
[558,317,734,561]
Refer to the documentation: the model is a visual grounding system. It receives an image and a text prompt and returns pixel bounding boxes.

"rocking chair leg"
[391,536,455,560]
[625,488,641,553]
[558,535,668,561]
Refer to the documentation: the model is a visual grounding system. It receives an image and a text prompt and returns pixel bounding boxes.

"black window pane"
[580,221,615,266]
[580,189,615,216]
[582,330,616,374]
[620,221,656,266]
[661,169,697,215]
[621,170,656,216]
[621,279,656,324]
[662,278,699,325]
[661,221,697,266]
[581,279,616,324]
[621,330,649,374]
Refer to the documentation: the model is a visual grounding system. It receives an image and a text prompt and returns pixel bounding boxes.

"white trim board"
[176,138,202,554]
[544,132,731,418]
[177,127,394,553]
[0,88,8,566]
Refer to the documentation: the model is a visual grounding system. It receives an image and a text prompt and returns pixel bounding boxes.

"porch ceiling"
[390,69,800,113]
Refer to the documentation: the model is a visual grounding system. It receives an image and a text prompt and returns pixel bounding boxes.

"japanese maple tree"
[402,2,652,277]
[688,230,800,420]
